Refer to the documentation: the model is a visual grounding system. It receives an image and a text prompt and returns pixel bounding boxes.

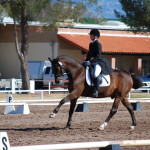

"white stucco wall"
[0,43,20,78]
[28,42,58,61]
[0,42,58,78]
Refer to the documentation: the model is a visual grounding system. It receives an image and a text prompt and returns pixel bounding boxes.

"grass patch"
[130,92,150,98]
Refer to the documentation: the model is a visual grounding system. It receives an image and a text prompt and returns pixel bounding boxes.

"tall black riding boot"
[93,75,102,98]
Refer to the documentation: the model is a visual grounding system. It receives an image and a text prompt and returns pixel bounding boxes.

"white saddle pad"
[86,66,110,87]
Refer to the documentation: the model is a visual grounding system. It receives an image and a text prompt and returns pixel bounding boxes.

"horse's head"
[48,57,65,84]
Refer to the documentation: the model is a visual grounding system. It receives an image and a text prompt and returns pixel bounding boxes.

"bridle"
[53,61,82,78]
[53,61,65,78]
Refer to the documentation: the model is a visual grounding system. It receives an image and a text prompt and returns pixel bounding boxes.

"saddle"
[83,61,110,87]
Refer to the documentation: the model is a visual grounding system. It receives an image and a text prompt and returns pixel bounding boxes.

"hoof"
[64,127,70,130]
[129,126,135,130]
[49,112,56,118]
[99,122,107,130]
[99,126,105,130]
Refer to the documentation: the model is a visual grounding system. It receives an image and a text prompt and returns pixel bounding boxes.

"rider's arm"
[94,41,102,60]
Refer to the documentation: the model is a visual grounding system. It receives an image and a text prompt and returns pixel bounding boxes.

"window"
[45,67,50,74]
[142,59,150,75]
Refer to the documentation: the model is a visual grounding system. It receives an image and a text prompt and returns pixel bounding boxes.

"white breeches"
[94,62,101,78]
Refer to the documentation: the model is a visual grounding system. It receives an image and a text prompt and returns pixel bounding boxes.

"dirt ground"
[0,93,150,150]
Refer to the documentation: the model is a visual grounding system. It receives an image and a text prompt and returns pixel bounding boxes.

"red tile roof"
[58,34,150,54]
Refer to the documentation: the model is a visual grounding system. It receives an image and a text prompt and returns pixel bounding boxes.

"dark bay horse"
[48,55,143,130]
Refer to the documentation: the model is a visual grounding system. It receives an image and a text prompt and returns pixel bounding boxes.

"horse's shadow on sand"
[0,127,79,132]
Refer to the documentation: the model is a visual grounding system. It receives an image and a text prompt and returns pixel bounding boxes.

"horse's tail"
[131,74,143,89]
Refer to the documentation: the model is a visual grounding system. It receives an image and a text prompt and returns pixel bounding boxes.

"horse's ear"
[48,57,52,62]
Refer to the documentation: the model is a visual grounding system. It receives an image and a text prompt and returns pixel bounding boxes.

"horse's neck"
[66,65,79,75]
[64,61,82,77]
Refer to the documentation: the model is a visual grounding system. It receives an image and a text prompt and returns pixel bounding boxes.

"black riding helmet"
[89,29,100,37]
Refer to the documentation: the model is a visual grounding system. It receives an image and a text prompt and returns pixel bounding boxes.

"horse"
[48,55,143,130]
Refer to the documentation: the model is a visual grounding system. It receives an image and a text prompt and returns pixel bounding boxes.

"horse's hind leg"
[121,97,136,130]
[99,97,122,130]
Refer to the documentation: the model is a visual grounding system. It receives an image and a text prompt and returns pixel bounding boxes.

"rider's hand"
[82,61,90,66]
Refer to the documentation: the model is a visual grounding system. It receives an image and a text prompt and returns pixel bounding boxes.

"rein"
[58,62,83,77]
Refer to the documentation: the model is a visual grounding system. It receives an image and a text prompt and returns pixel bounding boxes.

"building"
[58,27,150,75]
[0,20,150,79]
[0,24,58,79]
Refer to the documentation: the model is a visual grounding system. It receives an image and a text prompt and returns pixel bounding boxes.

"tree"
[114,0,150,32]
[0,5,3,13]
[0,0,102,91]
[0,4,5,21]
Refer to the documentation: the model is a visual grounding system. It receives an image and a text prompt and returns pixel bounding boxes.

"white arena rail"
[1,99,150,107]
[10,140,150,150]
[1,132,150,150]
[1,97,150,107]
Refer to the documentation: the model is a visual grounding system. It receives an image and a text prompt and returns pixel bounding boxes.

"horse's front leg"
[49,97,70,118]
[49,88,80,118]
[49,89,81,129]
[65,98,78,129]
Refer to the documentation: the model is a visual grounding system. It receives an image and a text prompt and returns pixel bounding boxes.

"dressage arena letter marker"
[15,103,30,114]
[131,101,142,111]
[4,95,30,114]
[7,95,13,103]
[0,132,10,150]
[75,102,89,112]
[100,144,122,150]
[4,95,15,114]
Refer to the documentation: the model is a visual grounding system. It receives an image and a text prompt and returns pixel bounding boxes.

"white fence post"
[11,78,16,94]
[41,91,44,100]
[49,81,51,94]
[128,92,131,99]
[30,80,35,94]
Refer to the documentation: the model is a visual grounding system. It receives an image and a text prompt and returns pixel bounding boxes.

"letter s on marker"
[2,137,8,150]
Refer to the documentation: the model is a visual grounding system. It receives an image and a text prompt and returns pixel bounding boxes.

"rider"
[83,29,113,97]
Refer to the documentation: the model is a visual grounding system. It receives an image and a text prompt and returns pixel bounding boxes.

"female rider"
[83,29,113,97]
